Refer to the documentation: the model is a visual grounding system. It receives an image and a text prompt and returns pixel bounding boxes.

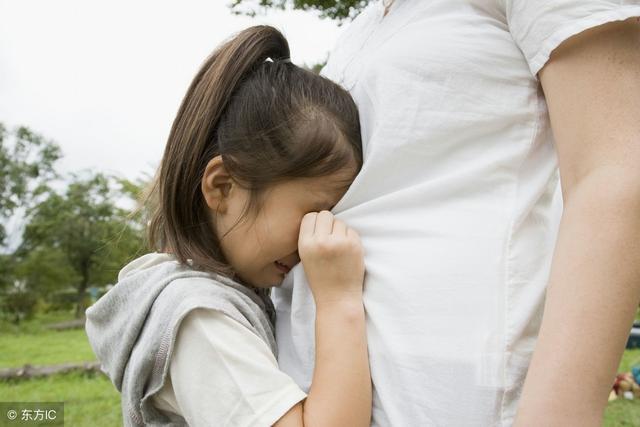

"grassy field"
[0,328,96,368]
[1,311,640,426]
[0,372,121,427]
[0,312,120,427]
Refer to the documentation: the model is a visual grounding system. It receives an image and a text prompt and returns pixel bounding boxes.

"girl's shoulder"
[164,274,275,322]
[152,307,306,425]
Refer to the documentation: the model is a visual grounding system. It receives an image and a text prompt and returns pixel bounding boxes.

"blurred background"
[0,1,638,425]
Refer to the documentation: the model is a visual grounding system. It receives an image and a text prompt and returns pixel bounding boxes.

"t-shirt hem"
[529,6,640,76]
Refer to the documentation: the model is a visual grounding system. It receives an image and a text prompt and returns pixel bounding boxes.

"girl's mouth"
[274,261,291,274]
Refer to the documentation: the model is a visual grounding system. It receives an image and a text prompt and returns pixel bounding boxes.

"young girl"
[85,25,371,426]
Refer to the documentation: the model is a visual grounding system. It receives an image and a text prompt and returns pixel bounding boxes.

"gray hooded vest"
[85,253,277,426]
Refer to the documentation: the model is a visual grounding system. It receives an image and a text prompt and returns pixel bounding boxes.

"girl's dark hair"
[144,25,362,278]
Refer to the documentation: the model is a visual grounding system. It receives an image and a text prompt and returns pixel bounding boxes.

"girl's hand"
[298,210,365,306]
[275,211,370,427]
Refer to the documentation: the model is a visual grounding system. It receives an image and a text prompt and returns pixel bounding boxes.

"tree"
[228,0,370,22]
[0,123,62,247]
[13,247,80,299]
[17,172,145,317]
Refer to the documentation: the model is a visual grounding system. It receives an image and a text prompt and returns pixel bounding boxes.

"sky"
[0,0,346,183]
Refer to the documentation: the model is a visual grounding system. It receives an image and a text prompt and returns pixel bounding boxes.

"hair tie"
[265,57,291,64]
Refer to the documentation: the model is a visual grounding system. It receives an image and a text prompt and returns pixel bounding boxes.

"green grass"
[0,311,121,426]
[0,310,78,335]
[0,309,96,369]
[618,349,640,373]
[603,349,640,426]
[2,311,640,426]
[0,329,97,368]
[0,372,121,427]
[604,399,640,427]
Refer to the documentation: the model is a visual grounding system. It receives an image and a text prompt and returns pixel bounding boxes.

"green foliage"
[228,0,371,22]
[13,247,80,298]
[114,173,152,235]
[0,291,38,324]
[0,123,148,317]
[0,122,62,246]
[16,172,145,317]
[0,253,14,291]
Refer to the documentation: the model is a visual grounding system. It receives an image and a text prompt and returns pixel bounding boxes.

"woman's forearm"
[514,171,640,426]
[303,297,371,427]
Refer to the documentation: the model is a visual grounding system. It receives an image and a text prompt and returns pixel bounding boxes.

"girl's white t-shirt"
[272,0,640,426]
[151,308,306,426]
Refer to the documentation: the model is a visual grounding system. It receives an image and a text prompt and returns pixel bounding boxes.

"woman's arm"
[515,17,640,426]
[275,210,371,427]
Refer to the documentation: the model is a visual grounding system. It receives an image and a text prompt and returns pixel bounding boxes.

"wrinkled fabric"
[272,1,640,425]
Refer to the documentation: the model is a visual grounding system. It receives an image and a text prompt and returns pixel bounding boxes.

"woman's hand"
[298,210,365,305]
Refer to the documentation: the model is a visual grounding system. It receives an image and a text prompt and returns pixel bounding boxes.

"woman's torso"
[271,0,634,425]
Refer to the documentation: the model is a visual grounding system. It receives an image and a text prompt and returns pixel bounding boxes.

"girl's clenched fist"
[298,210,365,305]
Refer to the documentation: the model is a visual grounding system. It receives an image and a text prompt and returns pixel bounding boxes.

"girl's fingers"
[332,218,347,236]
[314,210,334,236]
[299,212,317,240]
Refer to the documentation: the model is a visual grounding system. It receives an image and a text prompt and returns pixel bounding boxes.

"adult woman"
[272,0,640,425]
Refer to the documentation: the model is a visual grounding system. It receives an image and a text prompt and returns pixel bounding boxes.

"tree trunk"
[75,263,90,318]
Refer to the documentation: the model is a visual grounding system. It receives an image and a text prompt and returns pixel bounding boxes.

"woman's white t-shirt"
[152,308,306,426]
[272,0,640,426]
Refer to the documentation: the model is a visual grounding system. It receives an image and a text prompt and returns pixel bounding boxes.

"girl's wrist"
[314,293,364,315]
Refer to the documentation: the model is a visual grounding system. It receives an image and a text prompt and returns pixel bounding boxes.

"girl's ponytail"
[170,25,291,156]
[146,25,362,282]
[148,26,291,275]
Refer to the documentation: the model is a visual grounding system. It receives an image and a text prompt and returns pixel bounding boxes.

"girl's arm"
[515,18,640,426]
[275,210,371,427]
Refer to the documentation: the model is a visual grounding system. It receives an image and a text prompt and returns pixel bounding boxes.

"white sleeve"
[499,0,640,75]
[152,308,307,427]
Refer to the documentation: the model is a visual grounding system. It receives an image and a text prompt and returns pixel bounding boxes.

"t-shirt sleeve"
[500,0,640,76]
[151,308,307,427]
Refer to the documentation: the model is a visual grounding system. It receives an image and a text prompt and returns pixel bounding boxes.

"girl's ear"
[201,155,233,214]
